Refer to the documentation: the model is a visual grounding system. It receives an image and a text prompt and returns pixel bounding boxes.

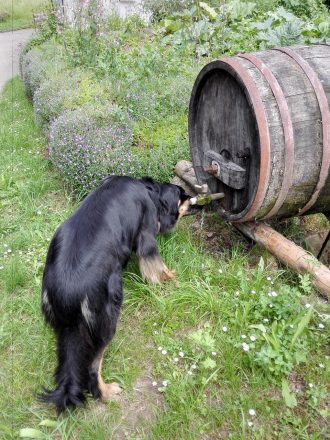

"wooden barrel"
[189,44,330,222]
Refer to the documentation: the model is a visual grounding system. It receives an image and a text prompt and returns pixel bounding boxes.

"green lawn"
[0,0,46,31]
[0,78,329,439]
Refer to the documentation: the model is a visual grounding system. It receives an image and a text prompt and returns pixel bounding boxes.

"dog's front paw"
[101,382,122,400]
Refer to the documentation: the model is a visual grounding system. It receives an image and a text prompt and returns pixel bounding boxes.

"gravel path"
[0,28,34,91]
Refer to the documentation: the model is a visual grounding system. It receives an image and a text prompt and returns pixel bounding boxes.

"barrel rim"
[188,57,271,222]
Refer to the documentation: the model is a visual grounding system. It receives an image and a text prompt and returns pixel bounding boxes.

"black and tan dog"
[40,176,191,412]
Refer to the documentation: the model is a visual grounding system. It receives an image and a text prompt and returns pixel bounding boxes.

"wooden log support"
[235,222,330,297]
[174,160,200,191]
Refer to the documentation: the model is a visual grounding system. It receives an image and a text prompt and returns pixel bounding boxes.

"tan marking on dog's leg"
[92,350,122,400]
[139,256,176,284]
[178,200,191,219]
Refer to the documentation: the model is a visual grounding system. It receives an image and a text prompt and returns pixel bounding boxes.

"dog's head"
[141,177,191,234]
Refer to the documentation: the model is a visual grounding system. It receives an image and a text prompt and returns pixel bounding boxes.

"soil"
[112,369,166,439]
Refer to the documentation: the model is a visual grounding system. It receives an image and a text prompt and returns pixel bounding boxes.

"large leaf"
[250,323,267,333]
[290,307,313,349]
[39,419,58,428]
[164,18,184,34]
[19,428,45,439]
[282,379,297,408]
[202,357,217,369]
[199,2,217,20]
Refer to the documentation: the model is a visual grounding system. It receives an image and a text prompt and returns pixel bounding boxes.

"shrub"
[33,69,112,132]
[19,42,67,99]
[49,104,134,196]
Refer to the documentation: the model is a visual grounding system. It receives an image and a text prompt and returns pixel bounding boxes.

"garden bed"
[10,0,330,437]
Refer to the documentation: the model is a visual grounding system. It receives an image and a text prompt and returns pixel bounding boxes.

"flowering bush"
[33,69,111,132]
[49,104,134,195]
[19,43,67,99]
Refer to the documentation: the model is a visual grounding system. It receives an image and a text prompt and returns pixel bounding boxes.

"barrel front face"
[189,44,330,221]
[189,61,262,221]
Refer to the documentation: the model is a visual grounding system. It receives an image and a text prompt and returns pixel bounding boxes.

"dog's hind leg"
[88,270,123,401]
[89,348,122,400]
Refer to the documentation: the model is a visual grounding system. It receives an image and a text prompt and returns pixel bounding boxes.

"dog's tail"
[39,326,92,412]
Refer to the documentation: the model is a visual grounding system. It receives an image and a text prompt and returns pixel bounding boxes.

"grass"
[0,0,46,32]
[0,78,329,439]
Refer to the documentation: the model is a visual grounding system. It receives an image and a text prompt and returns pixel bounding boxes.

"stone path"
[0,28,34,91]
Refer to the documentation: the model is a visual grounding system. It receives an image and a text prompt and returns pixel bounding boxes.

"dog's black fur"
[40,176,190,412]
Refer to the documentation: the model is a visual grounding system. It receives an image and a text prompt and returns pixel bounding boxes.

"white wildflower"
[267,276,272,281]
[250,335,256,342]
[161,349,167,355]
[173,357,179,363]
[318,323,325,329]
[318,363,324,369]
[248,409,256,416]
[218,269,223,274]
[251,290,256,294]
[242,343,250,352]
[222,326,228,332]
[162,380,168,387]
[152,381,157,386]
[241,334,247,339]
[247,421,253,427]
[263,318,269,323]
[305,303,311,309]
[158,346,163,351]
[211,351,217,356]
[179,351,184,357]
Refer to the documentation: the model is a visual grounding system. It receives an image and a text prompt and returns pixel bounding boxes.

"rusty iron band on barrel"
[274,46,330,215]
[238,53,294,220]
[218,57,271,222]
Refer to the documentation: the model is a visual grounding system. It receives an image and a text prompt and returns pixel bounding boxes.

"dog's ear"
[141,177,163,199]
[141,177,163,210]
[159,198,169,215]
[140,177,158,192]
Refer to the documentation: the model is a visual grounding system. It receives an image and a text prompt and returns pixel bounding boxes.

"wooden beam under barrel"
[235,222,330,297]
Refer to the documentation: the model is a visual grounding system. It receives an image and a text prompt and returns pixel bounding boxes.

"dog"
[40,176,191,412]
